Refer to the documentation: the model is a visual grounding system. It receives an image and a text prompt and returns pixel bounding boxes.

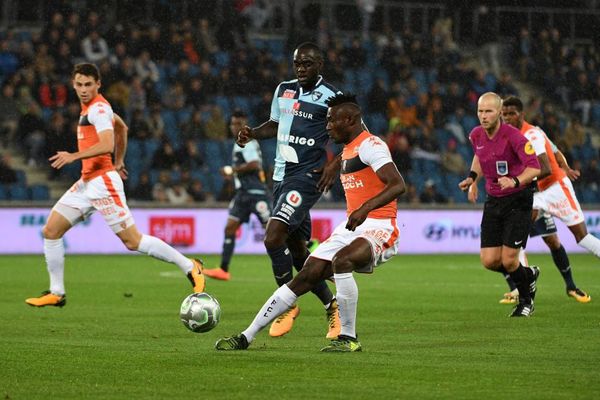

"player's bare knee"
[480,254,501,270]
[122,237,140,251]
[42,224,62,240]
[331,254,354,274]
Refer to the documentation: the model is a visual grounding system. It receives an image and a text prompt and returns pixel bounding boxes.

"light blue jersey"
[269,76,341,182]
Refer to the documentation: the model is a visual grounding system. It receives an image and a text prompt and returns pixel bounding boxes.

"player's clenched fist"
[236,125,253,148]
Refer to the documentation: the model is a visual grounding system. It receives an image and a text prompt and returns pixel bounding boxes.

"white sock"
[242,284,297,342]
[137,234,193,274]
[518,247,528,267]
[578,234,600,258]
[44,238,65,295]
[334,272,358,339]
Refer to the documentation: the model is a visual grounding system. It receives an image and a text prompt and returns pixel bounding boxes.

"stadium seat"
[14,169,26,185]
[0,184,8,200]
[8,184,29,200]
[29,184,50,201]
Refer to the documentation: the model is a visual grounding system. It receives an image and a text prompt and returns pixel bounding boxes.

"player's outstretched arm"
[555,149,580,181]
[315,153,342,192]
[237,120,278,147]
[113,113,129,179]
[346,162,405,231]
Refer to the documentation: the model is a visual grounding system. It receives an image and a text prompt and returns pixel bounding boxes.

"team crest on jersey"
[312,91,323,101]
[283,89,296,99]
[285,190,303,207]
[496,161,508,176]
[524,141,535,155]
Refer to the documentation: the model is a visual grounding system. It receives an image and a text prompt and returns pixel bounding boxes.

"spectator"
[367,78,389,114]
[440,138,467,175]
[166,183,193,205]
[181,109,206,141]
[135,50,160,83]
[17,102,46,166]
[38,78,68,109]
[81,30,110,63]
[0,84,21,146]
[152,171,171,203]
[564,117,586,150]
[388,130,412,174]
[162,82,187,110]
[495,72,518,97]
[0,153,18,184]
[129,171,154,201]
[204,105,228,141]
[188,178,207,202]
[151,140,179,171]
[146,105,165,139]
[419,179,447,204]
[186,78,206,108]
[177,138,205,170]
[581,159,600,192]
[128,76,147,113]
[44,112,74,179]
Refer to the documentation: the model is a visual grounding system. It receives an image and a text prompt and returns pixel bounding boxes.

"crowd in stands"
[0,3,598,204]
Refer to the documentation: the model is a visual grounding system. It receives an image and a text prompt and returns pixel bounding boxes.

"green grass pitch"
[1,253,599,399]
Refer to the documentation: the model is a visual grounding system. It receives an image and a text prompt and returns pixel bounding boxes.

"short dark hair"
[72,63,101,81]
[502,95,523,111]
[325,93,359,108]
[295,42,323,60]
[231,109,247,119]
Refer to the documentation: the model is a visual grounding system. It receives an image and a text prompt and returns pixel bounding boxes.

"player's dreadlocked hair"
[325,93,359,108]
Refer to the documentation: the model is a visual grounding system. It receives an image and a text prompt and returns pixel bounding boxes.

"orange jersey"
[78,94,115,181]
[341,131,397,219]
[520,121,566,191]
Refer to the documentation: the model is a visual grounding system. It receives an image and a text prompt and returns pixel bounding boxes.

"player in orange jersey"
[492,96,593,303]
[25,63,205,308]
[215,93,406,352]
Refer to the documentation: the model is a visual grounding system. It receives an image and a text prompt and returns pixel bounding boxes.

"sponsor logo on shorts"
[286,190,302,207]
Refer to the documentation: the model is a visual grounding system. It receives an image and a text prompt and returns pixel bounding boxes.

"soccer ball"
[180,292,221,333]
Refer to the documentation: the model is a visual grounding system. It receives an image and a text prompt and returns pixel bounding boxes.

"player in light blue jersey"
[236,42,341,339]
[204,110,272,281]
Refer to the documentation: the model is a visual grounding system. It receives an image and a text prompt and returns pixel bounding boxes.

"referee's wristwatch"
[512,176,520,188]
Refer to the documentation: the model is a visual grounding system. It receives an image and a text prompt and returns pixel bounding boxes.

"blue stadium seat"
[8,184,29,200]
[14,169,26,185]
[214,51,230,68]
[29,184,50,201]
[0,184,8,200]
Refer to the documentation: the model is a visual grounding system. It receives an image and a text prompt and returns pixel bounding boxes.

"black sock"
[293,251,334,305]
[267,245,294,286]
[496,266,517,291]
[220,234,236,272]
[508,264,532,303]
[551,245,576,290]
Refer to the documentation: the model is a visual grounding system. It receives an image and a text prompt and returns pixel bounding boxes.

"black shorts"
[481,186,534,249]
[271,178,322,241]
[530,209,558,238]
[229,191,271,225]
